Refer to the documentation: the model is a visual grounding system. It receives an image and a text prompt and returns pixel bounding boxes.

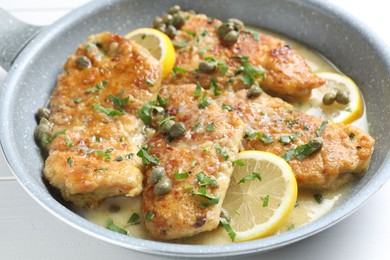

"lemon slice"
[294,72,364,124]
[125,28,175,78]
[223,151,298,242]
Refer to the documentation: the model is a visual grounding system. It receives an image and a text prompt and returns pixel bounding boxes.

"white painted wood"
[0,0,389,259]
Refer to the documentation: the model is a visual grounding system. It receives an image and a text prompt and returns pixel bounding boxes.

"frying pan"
[1,0,390,258]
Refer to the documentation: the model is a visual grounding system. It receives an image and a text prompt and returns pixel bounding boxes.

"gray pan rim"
[1,0,390,258]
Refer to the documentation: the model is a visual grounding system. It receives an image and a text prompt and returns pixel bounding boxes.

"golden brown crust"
[141,84,245,240]
[43,32,162,208]
[163,13,324,100]
[216,90,375,189]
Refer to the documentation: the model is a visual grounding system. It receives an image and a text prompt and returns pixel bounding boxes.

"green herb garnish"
[233,55,265,88]
[206,123,216,132]
[238,172,262,184]
[67,157,73,167]
[198,92,211,109]
[196,172,216,187]
[174,171,190,180]
[136,148,160,165]
[128,213,141,225]
[106,218,127,234]
[194,82,203,97]
[193,188,220,208]
[86,80,108,93]
[137,100,164,125]
[221,104,233,112]
[145,211,155,220]
[315,121,329,137]
[220,217,236,241]
[93,104,124,116]
[262,195,270,207]
[233,160,246,167]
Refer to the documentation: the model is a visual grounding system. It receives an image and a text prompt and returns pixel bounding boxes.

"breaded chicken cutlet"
[216,90,375,189]
[35,32,162,208]
[141,84,245,240]
[162,12,325,100]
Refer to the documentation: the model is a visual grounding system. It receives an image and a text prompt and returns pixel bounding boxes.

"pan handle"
[0,8,41,71]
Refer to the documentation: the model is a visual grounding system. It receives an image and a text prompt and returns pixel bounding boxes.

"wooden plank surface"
[0,0,389,259]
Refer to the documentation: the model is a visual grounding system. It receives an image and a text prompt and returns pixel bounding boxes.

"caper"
[166,25,177,38]
[168,5,181,14]
[154,177,172,196]
[36,107,50,120]
[161,13,173,24]
[227,18,244,31]
[172,12,185,29]
[322,92,336,105]
[247,85,262,98]
[218,23,235,38]
[153,16,163,27]
[222,30,239,45]
[220,207,232,223]
[309,137,323,153]
[155,23,167,33]
[198,61,216,74]
[149,166,166,185]
[169,122,186,138]
[76,55,91,68]
[335,90,350,105]
[160,119,175,134]
[34,118,52,146]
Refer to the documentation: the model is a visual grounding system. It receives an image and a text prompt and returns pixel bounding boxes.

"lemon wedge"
[294,72,364,124]
[222,151,298,242]
[125,28,175,78]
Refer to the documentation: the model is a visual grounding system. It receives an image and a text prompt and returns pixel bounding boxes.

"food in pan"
[34,5,374,243]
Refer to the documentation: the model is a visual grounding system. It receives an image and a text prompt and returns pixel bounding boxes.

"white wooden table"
[0,1,389,259]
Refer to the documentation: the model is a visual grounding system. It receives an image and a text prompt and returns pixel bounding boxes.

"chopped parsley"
[245,130,274,143]
[106,218,127,234]
[136,148,160,165]
[196,172,216,187]
[221,104,233,112]
[158,116,176,126]
[194,82,203,97]
[172,40,188,48]
[127,213,141,225]
[172,66,187,79]
[73,97,82,103]
[193,188,220,208]
[137,100,164,125]
[95,148,113,162]
[157,94,168,106]
[174,170,190,180]
[238,172,262,184]
[206,123,216,131]
[262,195,270,207]
[209,77,221,96]
[279,135,297,144]
[198,92,211,109]
[315,121,329,137]
[108,89,129,112]
[214,143,229,160]
[233,159,246,167]
[233,55,265,88]
[67,157,73,167]
[349,132,355,140]
[145,211,155,220]
[42,129,67,144]
[220,217,236,241]
[282,138,323,161]
[93,104,124,116]
[86,80,108,93]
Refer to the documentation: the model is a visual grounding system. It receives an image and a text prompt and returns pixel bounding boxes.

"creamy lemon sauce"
[77,28,369,244]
